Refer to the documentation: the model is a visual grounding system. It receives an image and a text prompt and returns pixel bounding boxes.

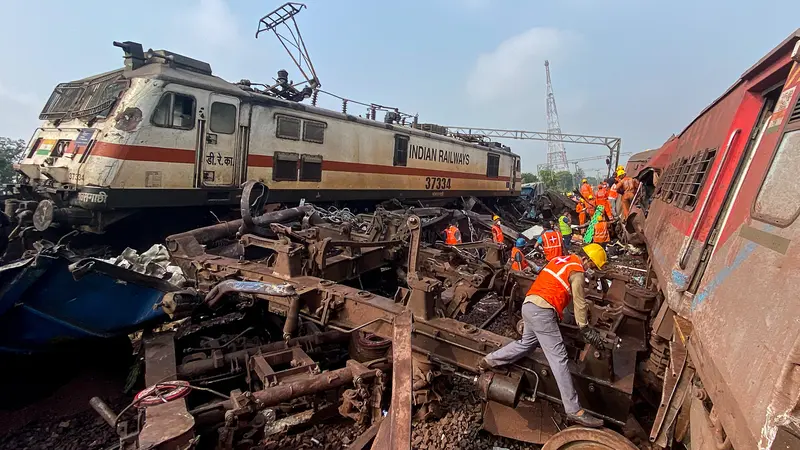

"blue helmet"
[515,237,526,248]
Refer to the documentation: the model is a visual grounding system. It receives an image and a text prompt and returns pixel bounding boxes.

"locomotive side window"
[300,154,323,182]
[273,151,299,181]
[302,120,326,143]
[486,153,500,178]
[276,115,301,140]
[152,92,195,130]
[209,102,236,134]
[394,135,409,167]
[26,138,43,158]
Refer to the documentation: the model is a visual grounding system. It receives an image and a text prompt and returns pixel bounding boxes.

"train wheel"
[542,427,638,450]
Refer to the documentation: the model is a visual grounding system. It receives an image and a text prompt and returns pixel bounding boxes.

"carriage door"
[510,156,519,192]
[200,94,240,186]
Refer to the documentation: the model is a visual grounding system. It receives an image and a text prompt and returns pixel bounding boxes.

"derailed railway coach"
[633,30,800,449]
[4,41,520,240]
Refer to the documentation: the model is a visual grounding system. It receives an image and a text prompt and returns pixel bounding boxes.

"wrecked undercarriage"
[34,179,662,450]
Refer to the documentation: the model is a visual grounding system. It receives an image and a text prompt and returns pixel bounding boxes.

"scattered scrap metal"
[3,180,656,448]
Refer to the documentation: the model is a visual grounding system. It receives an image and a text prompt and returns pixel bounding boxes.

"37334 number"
[425,177,451,190]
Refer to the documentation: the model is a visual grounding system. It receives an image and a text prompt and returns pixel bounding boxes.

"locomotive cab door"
[199,94,240,187]
[510,156,518,192]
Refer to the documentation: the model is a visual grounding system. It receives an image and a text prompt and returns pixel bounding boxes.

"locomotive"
[633,29,800,449]
[5,41,520,241]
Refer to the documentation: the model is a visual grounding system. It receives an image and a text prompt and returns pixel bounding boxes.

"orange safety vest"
[608,183,619,200]
[444,226,461,245]
[575,202,585,214]
[491,224,504,244]
[593,221,610,243]
[541,230,563,261]
[595,185,608,200]
[526,254,585,319]
[510,246,529,271]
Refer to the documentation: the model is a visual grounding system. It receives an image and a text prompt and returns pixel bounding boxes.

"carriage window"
[152,93,195,130]
[486,153,500,178]
[753,129,800,226]
[393,135,409,167]
[273,152,299,181]
[210,102,236,134]
[302,120,326,143]
[300,154,323,182]
[276,115,301,140]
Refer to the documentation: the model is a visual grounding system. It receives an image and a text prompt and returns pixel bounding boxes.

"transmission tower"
[544,60,569,172]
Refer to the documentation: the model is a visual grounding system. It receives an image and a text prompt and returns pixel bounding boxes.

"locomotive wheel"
[542,427,638,450]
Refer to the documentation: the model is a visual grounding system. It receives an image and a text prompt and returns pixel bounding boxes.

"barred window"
[654,149,717,211]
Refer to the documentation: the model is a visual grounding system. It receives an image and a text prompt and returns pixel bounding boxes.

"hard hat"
[616,165,625,172]
[588,195,594,199]
[515,237,526,248]
[581,178,587,183]
[582,243,607,269]
[492,215,500,221]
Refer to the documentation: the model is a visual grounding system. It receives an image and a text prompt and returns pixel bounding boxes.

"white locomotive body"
[11,44,520,233]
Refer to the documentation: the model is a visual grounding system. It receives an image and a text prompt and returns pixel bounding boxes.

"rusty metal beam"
[371,310,413,449]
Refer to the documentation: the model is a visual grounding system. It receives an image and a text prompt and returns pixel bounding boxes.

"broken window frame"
[151,92,196,130]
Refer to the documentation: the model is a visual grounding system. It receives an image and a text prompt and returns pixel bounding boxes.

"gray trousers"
[484,302,581,414]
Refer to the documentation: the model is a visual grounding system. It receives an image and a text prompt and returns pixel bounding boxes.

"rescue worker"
[510,237,532,272]
[607,179,620,219]
[478,244,609,428]
[491,215,504,245]
[536,222,564,261]
[443,219,462,245]
[592,215,611,250]
[576,199,588,226]
[595,182,613,221]
[558,209,573,250]
[616,168,640,219]
[579,178,593,202]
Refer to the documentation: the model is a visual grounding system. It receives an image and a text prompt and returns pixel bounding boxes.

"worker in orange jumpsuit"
[616,168,640,219]
[510,238,537,273]
[443,219,462,244]
[593,215,611,250]
[594,182,613,221]
[579,178,593,202]
[491,215,504,245]
[576,199,588,226]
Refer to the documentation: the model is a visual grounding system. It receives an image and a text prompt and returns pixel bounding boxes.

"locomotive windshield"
[39,69,128,122]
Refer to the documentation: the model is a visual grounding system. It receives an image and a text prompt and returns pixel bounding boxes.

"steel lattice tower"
[544,60,569,172]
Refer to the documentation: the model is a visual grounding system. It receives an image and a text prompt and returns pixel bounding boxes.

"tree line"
[520,169,601,192]
[0,137,26,184]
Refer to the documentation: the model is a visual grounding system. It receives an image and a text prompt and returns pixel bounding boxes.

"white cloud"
[465,27,581,103]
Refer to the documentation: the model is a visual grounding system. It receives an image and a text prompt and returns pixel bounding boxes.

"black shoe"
[567,409,603,428]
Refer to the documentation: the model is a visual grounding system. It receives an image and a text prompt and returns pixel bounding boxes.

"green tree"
[554,171,573,192]
[0,137,26,184]
[520,172,538,183]
[538,169,557,189]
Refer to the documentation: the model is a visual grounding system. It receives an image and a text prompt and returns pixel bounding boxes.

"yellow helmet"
[581,178,587,183]
[616,165,625,172]
[588,195,594,200]
[616,168,626,177]
[492,215,500,221]
[582,243,607,269]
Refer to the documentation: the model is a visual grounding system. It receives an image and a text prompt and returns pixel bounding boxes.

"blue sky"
[0,0,798,173]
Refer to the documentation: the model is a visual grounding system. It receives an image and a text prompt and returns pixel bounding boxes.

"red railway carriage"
[638,30,800,449]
